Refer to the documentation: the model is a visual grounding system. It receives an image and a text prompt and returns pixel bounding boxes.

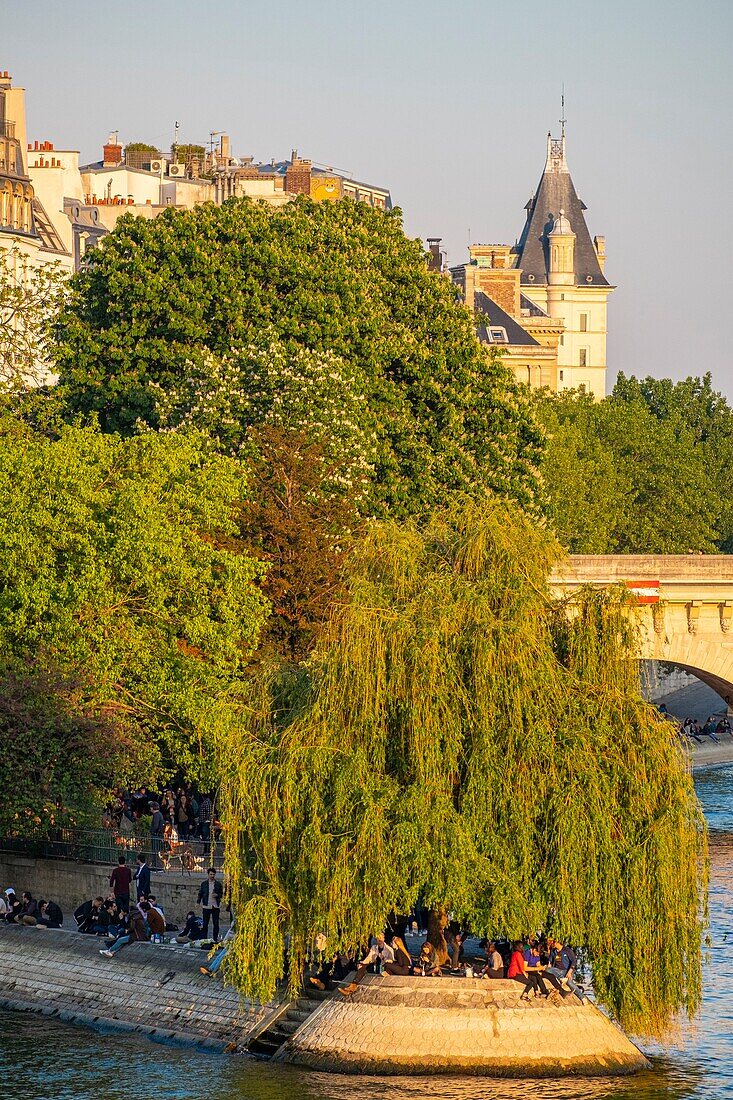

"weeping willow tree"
[219,498,707,1037]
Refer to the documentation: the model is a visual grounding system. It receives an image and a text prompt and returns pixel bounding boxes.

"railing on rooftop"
[1,119,16,140]
[0,826,225,874]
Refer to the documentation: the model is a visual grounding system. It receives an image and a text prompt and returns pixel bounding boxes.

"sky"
[4,0,732,395]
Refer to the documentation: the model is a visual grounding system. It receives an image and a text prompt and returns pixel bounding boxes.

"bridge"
[550,555,733,704]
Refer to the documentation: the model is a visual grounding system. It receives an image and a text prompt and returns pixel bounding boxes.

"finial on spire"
[560,85,566,141]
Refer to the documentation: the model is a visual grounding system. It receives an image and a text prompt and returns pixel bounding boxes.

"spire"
[515,129,608,287]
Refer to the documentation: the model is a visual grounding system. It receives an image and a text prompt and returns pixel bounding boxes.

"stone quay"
[0,926,648,1076]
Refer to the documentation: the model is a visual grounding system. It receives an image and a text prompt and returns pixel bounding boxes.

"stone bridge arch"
[550,555,733,706]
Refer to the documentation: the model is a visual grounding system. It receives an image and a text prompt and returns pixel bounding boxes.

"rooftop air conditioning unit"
[168,163,186,177]
[149,158,165,174]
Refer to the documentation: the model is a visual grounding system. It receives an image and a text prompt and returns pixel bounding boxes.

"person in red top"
[507,940,543,999]
[109,855,133,911]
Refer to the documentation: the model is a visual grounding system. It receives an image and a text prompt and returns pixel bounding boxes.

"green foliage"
[0,246,67,389]
[0,663,152,835]
[219,499,706,1036]
[0,419,268,829]
[237,426,361,662]
[613,372,733,551]
[151,334,377,502]
[54,197,542,517]
[538,388,720,552]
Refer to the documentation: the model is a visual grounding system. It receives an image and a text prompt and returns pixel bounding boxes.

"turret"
[547,209,575,321]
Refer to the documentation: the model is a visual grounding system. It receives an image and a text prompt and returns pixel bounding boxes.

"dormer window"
[489,327,508,343]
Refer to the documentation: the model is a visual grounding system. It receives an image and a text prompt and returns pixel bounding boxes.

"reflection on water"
[2,767,733,1100]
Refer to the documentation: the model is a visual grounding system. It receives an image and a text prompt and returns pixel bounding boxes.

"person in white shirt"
[482,941,505,979]
[339,934,395,996]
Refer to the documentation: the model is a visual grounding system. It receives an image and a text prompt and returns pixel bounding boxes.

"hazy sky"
[5,0,732,395]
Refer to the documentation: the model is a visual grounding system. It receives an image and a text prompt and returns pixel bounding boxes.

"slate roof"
[515,139,608,287]
[474,291,539,347]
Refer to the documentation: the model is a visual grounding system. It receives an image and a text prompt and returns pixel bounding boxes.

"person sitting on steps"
[339,934,395,996]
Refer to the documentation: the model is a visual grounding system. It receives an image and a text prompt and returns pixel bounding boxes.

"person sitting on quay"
[716,717,733,739]
[308,950,355,991]
[547,937,584,1000]
[2,888,22,923]
[417,940,442,976]
[144,899,166,943]
[200,921,236,977]
[99,903,148,958]
[479,940,505,979]
[18,891,39,926]
[702,716,721,743]
[507,939,551,999]
[339,934,395,996]
[175,910,204,944]
[382,935,412,975]
[37,899,63,929]
[147,894,166,923]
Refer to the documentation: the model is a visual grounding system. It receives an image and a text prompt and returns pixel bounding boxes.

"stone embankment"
[0,929,649,1076]
[0,853,202,925]
[278,974,649,1077]
[0,925,278,1051]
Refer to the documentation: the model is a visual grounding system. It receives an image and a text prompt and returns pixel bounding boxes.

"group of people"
[95,860,226,959]
[678,715,732,744]
[0,888,63,928]
[312,928,583,1005]
[109,787,216,844]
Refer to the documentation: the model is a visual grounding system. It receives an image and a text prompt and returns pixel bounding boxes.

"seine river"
[2,767,732,1100]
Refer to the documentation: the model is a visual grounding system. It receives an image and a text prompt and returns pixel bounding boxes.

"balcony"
[1,119,15,139]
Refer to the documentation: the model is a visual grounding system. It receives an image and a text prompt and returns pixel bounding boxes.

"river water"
[2,766,732,1100]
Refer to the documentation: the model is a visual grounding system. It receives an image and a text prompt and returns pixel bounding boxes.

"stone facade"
[279,974,648,1077]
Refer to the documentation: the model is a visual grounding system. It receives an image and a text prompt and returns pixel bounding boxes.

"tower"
[546,205,576,347]
[513,127,613,396]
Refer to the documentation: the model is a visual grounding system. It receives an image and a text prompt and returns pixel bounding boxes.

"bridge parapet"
[550,555,733,705]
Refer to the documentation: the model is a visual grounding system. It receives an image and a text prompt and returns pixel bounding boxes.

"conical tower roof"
[515,132,608,287]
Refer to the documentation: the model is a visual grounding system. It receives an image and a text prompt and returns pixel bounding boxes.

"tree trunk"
[426,908,449,966]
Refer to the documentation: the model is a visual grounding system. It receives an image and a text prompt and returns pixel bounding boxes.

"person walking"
[134,853,151,901]
[109,855,133,911]
[197,867,224,941]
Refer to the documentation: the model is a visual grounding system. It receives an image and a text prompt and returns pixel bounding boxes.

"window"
[579,348,588,367]
[578,383,587,394]
[579,313,588,332]
[559,370,564,381]
[559,335,564,346]
[489,327,508,343]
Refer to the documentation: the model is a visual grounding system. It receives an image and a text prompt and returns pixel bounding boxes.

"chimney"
[220,134,230,161]
[285,150,312,196]
[427,238,443,274]
[103,133,123,167]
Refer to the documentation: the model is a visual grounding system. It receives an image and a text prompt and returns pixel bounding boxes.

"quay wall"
[0,928,650,1077]
[280,974,650,1077]
[0,925,277,1050]
[0,854,204,925]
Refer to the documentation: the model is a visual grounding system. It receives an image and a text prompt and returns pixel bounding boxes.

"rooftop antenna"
[560,86,567,140]
[173,120,180,158]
